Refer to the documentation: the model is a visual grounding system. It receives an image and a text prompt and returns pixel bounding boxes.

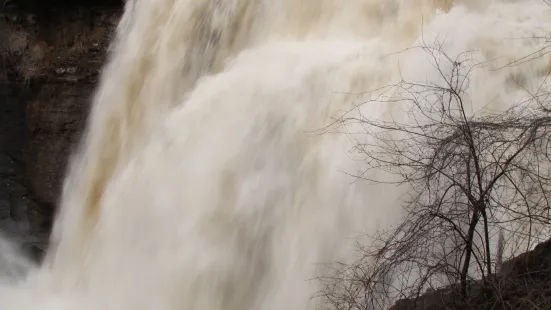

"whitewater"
[0,0,550,309]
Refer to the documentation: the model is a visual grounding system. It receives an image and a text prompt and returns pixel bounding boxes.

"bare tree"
[318,39,551,309]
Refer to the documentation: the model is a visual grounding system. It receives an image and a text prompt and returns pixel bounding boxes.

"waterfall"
[1,0,550,309]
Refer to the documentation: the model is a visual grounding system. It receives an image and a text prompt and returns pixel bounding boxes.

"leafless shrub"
[318,38,551,309]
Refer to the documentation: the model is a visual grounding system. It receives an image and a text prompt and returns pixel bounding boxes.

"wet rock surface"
[0,1,121,256]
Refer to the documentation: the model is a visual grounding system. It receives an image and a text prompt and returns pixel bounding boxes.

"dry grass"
[0,7,118,84]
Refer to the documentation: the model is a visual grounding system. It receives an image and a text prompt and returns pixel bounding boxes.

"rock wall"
[0,1,121,259]
[0,83,34,246]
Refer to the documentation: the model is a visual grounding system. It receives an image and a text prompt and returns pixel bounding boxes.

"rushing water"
[1,0,551,309]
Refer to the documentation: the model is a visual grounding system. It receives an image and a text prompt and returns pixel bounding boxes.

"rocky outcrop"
[390,238,551,310]
[0,1,121,258]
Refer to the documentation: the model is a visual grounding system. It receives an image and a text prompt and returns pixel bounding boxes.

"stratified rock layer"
[0,2,121,258]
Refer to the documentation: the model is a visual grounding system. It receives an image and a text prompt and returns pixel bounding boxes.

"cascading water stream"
[0,0,550,309]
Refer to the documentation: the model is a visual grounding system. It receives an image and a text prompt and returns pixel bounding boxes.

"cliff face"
[0,1,121,258]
